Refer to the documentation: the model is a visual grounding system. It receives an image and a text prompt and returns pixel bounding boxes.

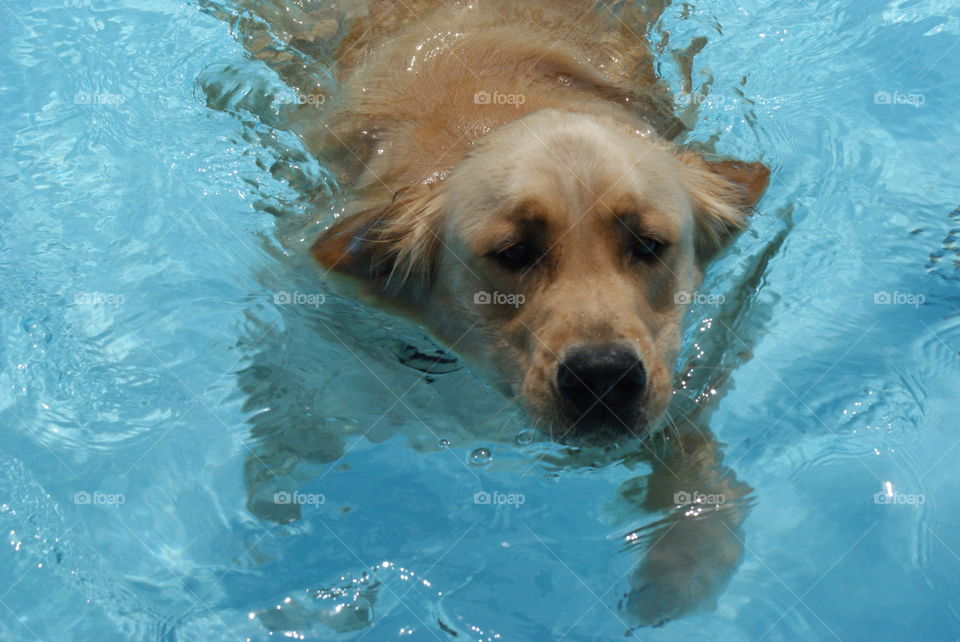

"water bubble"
[438,438,451,448]
[514,430,534,446]
[469,447,492,465]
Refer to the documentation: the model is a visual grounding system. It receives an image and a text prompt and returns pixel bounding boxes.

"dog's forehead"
[501,119,689,217]
[448,113,693,243]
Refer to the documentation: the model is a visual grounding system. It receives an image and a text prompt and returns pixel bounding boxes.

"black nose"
[556,344,646,416]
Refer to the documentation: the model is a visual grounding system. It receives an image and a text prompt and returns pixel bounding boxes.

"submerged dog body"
[222,0,770,627]
[308,0,769,441]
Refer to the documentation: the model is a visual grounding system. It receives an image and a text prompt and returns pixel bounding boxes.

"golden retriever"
[307,0,769,442]
[218,0,770,628]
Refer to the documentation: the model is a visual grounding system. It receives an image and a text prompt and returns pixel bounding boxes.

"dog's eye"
[492,243,538,269]
[629,237,665,262]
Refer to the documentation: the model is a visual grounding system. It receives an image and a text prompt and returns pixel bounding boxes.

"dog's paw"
[622,513,743,626]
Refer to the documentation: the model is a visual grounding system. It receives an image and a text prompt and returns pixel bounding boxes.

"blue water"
[2,0,959,640]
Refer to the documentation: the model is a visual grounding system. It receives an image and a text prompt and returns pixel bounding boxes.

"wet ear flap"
[678,152,771,264]
[310,183,444,296]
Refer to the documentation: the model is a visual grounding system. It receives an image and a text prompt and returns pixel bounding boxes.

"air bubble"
[469,448,492,465]
[514,430,534,446]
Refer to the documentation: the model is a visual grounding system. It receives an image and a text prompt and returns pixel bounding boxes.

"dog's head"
[313,110,769,443]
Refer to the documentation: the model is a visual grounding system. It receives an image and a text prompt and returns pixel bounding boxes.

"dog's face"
[313,110,769,443]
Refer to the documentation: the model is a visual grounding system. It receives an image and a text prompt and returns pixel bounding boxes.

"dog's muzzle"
[555,342,647,434]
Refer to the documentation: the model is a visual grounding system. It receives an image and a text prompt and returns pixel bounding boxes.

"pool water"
[2,0,960,640]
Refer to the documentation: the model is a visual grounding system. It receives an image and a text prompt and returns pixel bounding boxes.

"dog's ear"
[678,153,770,264]
[311,182,444,297]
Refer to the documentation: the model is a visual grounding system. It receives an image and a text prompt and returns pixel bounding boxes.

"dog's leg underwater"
[621,430,752,626]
